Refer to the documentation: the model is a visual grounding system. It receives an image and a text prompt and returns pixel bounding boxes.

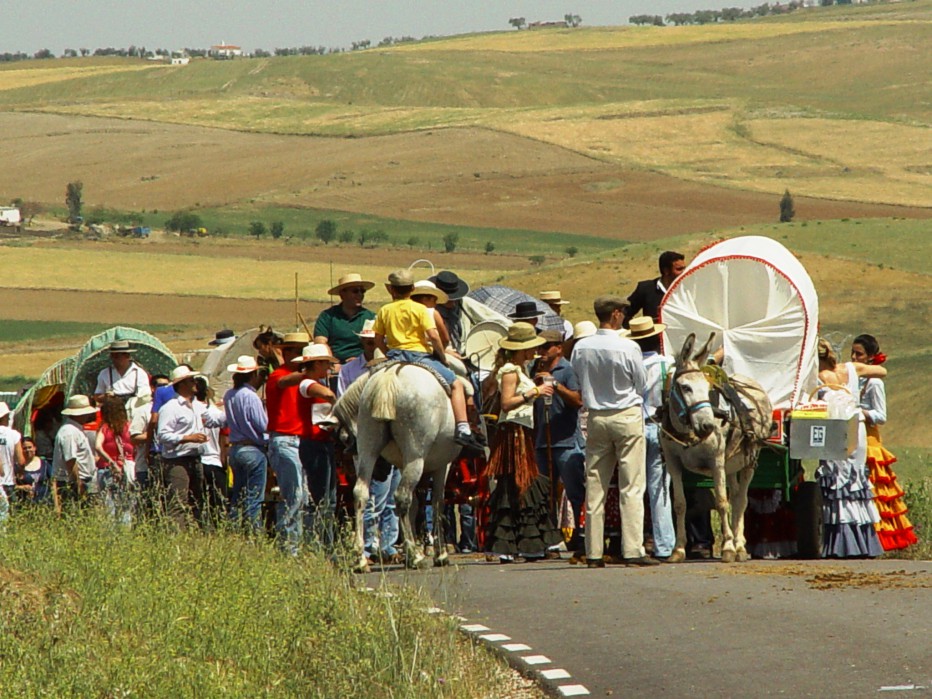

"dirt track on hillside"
[2,113,927,241]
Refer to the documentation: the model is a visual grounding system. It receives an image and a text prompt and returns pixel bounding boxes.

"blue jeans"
[444,503,476,552]
[300,438,336,549]
[385,349,456,385]
[645,422,675,557]
[228,445,268,533]
[269,434,307,554]
[537,443,586,552]
[364,464,401,557]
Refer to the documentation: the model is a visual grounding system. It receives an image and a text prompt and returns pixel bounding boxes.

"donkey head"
[670,332,717,438]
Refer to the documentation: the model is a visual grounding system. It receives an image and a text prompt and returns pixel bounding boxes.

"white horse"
[333,363,460,573]
[660,333,773,563]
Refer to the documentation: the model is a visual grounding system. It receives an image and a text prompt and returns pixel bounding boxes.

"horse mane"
[333,370,371,432]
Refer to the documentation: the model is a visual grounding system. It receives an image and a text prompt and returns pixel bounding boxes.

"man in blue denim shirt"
[531,330,585,559]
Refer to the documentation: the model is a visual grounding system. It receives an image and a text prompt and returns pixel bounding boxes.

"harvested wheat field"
[1,113,925,242]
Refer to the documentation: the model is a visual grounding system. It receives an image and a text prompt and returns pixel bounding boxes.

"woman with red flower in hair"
[851,334,918,551]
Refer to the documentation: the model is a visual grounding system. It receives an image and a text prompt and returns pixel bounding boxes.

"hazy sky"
[10,1,763,54]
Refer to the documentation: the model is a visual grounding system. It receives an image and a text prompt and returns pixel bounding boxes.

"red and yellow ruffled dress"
[860,378,918,551]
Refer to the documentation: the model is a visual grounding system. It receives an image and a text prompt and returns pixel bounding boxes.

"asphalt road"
[369,557,931,698]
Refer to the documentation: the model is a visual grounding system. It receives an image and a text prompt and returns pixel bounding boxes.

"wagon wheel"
[794,481,823,559]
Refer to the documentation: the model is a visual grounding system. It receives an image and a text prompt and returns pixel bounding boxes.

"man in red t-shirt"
[266,331,312,553]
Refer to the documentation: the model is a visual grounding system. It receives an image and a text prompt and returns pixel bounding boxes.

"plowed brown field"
[2,113,926,241]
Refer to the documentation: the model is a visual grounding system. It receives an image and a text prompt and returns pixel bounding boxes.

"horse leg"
[396,458,429,569]
[715,464,736,563]
[668,461,688,563]
[432,468,451,567]
[732,463,755,562]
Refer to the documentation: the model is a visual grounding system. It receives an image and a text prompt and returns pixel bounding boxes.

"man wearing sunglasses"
[314,273,377,365]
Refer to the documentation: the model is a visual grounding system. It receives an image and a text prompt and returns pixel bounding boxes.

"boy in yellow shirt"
[373,269,482,453]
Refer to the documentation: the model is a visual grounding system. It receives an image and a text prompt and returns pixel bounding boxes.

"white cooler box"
[789,415,858,460]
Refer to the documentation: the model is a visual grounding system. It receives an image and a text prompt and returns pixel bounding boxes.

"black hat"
[429,270,469,301]
[508,301,545,320]
[208,329,235,346]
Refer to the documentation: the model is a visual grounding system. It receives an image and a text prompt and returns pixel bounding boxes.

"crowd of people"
[0,254,917,564]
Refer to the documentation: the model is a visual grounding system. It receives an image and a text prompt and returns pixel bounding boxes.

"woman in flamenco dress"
[851,334,918,551]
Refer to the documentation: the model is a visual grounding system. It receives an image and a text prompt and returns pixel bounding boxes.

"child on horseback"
[373,269,484,455]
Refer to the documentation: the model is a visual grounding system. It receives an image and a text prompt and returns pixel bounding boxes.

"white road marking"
[479,633,511,642]
[557,685,591,696]
[501,643,532,652]
[541,669,572,680]
[522,655,551,665]
[460,623,490,632]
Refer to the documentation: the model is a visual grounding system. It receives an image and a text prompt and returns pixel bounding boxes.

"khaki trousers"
[585,406,646,560]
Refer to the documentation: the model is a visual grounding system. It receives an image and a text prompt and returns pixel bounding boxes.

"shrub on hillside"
[165,211,203,233]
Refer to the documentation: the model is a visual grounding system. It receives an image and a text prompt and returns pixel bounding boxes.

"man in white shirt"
[571,295,656,568]
[156,366,208,528]
[0,402,25,520]
[51,395,98,513]
[94,340,150,404]
[194,376,228,527]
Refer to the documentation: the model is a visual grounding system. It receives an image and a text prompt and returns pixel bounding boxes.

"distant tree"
[442,232,459,253]
[80,48,89,57]
[248,221,266,239]
[565,14,582,27]
[63,48,78,58]
[19,201,43,225]
[406,235,420,248]
[720,7,745,21]
[315,219,337,244]
[508,17,526,30]
[253,48,271,58]
[34,48,54,59]
[270,221,284,239]
[65,181,83,222]
[565,246,578,258]
[485,240,495,254]
[165,211,203,232]
[528,255,546,266]
[338,229,355,243]
[666,12,694,25]
[369,230,390,246]
[357,229,371,247]
[780,189,795,223]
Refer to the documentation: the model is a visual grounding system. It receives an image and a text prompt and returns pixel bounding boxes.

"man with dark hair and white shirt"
[94,340,150,404]
[0,402,25,521]
[51,395,98,513]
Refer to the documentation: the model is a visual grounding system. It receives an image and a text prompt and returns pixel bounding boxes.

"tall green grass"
[0,508,506,697]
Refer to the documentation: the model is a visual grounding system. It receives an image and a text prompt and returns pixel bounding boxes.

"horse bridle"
[669,369,713,423]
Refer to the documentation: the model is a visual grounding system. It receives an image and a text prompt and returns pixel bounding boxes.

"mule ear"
[678,333,696,368]
[692,332,716,366]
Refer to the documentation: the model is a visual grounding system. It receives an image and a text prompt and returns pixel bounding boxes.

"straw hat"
[280,331,311,346]
[573,321,597,339]
[291,344,337,365]
[108,340,136,354]
[411,280,449,305]
[387,269,414,287]
[327,273,375,296]
[540,290,569,306]
[227,355,260,374]
[499,322,546,351]
[170,366,201,384]
[628,317,666,340]
[61,395,97,417]
[355,319,377,338]
[0,401,10,420]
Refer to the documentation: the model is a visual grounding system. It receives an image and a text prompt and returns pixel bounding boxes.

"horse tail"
[333,370,371,433]
[368,366,400,422]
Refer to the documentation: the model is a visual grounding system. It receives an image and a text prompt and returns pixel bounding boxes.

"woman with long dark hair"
[851,334,917,551]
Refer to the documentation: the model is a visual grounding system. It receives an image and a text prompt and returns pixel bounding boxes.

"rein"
[658,369,715,448]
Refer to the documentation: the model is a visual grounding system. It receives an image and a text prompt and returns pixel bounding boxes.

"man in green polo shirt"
[313,273,377,363]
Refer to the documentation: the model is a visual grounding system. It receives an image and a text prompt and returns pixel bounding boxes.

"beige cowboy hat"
[573,320,597,339]
[411,280,449,305]
[628,316,666,340]
[170,366,202,385]
[499,322,546,351]
[227,355,260,374]
[540,290,570,306]
[355,319,377,338]
[386,268,414,287]
[327,273,375,296]
[61,394,98,417]
[291,344,337,365]
[280,331,311,346]
[108,340,137,354]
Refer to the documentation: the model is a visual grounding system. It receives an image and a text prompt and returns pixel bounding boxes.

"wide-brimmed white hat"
[291,344,337,365]
[628,316,666,340]
[0,401,10,420]
[227,355,260,374]
[61,395,97,417]
[170,366,201,384]
[411,280,449,305]
[108,340,137,354]
[327,273,375,296]
[355,319,376,338]
[573,320,597,339]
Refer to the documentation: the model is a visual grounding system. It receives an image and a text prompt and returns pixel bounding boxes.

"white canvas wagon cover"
[659,236,819,409]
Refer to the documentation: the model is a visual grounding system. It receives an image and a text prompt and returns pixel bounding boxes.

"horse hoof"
[721,549,736,564]
[736,550,750,562]
[435,554,450,567]
[415,556,433,571]
[669,550,686,564]
[353,562,371,575]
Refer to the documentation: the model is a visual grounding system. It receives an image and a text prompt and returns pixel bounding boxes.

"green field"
[0,319,172,344]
